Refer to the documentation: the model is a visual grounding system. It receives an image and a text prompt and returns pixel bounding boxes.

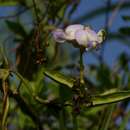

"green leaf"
[6,20,27,37]
[122,15,130,21]
[13,71,33,94]
[0,69,9,80]
[91,91,130,106]
[2,96,9,129]
[99,88,118,96]
[43,69,75,88]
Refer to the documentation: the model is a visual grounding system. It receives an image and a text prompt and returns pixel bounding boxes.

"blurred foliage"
[0,0,130,130]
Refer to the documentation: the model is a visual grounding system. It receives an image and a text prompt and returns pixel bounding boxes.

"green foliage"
[91,91,130,106]
[0,0,130,130]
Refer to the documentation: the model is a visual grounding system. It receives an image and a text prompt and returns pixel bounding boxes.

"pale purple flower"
[75,27,103,50]
[52,29,66,43]
[75,29,89,47]
[85,27,99,43]
[65,24,84,40]
[52,24,106,51]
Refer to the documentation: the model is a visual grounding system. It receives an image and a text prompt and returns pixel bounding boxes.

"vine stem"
[79,48,84,86]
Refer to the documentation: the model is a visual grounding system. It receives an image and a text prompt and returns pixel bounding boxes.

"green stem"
[72,113,78,130]
[1,80,9,130]
[103,104,115,130]
[59,109,66,130]
[79,48,84,86]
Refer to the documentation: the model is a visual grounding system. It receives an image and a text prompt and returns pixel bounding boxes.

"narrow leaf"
[100,88,118,96]
[2,96,9,129]
[43,69,75,88]
[91,91,130,106]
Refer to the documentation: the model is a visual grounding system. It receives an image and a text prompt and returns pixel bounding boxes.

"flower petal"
[85,27,99,42]
[75,29,89,47]
[65,24,84,40]
[52,29,66,43]
[85,41,98,51]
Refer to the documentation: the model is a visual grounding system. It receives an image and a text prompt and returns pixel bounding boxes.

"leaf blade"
[43,69,75,88]
[91,91,130,106]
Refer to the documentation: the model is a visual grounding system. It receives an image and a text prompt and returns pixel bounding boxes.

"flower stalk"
[79,48,84,86]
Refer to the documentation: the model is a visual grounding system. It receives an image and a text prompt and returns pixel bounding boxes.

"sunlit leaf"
[43,69,75,88]
[99,88,118,96]
[91,91,130,106]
